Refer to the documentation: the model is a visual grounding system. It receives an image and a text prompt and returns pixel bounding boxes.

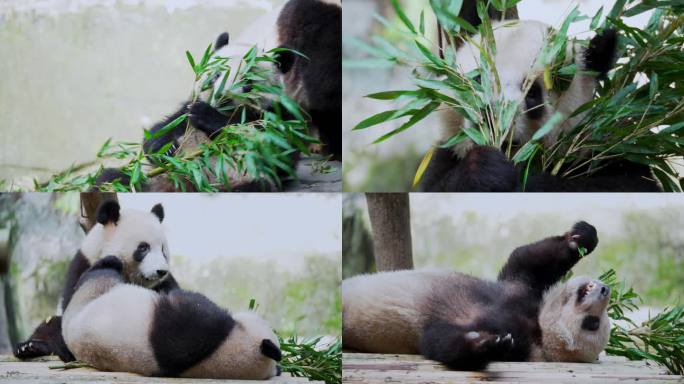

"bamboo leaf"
[531,112,564,141]
[186,51,197,74]
[591,6,604,29]
[390,0,416,34]
[413,146,435,188]
[373,102,439,144]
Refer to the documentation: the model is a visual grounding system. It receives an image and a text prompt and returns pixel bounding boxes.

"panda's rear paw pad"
[14,340,50,359]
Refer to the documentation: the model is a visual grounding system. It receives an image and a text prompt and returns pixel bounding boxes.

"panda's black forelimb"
[420,319,515,370]
[92,168,131,190]
[498,221,598,295]
[584,29,618,79]
[90,255,124,273]
[523,160,661,192]
[143,102,191,157]
[421,145,661,192]
[61,251,92,311]
[72,256,125,293]
[188,100,232,138]
[420,145,517,192]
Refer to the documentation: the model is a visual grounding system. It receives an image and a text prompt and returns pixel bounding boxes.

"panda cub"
[97,0,341,191]
[14,200,179,362]
[342,222,611,370]
[420,4,659,192]
[62,255,281,379]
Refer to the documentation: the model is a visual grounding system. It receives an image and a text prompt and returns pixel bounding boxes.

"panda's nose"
[156,269,168,278]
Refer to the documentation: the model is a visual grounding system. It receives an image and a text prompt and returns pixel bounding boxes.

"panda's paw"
[14,340,51,360]
[566,221,598,255]
[461,146,517,192]
[465,331,515,355]
[188,101,228,138]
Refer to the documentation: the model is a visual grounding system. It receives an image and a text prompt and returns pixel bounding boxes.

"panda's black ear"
[215,32,229,51]
[96,200,120,225]
[458,0,519,32]
[274,45,296,74]
[584,29,618,79]
[151,203,164,223]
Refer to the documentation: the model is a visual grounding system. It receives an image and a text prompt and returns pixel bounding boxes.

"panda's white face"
[538,276,611,362]
[454,20,596,147]
[81,209,170,288]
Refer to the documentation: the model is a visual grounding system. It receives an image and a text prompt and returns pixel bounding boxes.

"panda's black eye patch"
[524,80,545,120]
[581,315,601,331]
[134,242,150,262]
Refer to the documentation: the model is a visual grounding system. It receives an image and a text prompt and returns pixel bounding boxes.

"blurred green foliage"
[174,254,341,337]
[343,150,420,192]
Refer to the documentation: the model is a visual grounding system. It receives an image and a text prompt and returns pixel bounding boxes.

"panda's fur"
[419,5,659,192]
[342,221,611,370]
[96,0,341,191]
[62,255,281,379]
[14,200,179,362]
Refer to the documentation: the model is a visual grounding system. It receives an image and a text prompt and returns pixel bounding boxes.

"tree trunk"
[365,193,413,271]
[79,192,117,233]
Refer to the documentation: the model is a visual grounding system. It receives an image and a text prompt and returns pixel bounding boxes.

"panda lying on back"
[14,200,179,362]
[343,222,611,370]
[419,2,660,192]
[97,0,341,191]
[62,255,281,379]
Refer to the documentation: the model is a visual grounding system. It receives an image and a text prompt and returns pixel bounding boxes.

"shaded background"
[0,192,341,353]
[0,0,285,188]
[344,193,684,310]
[342,0,657,191]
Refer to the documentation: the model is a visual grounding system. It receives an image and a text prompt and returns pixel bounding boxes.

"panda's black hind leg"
[420,319,514,370]
[14,339,51,359]
[14,316,75,362]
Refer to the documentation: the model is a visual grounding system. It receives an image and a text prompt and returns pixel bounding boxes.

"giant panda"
[97,0,341,191]
[62,255,281,379]
[419,3,660,192]
[342,221,611,370]
[14,200,179,362]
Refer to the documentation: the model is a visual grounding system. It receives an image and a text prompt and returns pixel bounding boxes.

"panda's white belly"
[63,285,160,375]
